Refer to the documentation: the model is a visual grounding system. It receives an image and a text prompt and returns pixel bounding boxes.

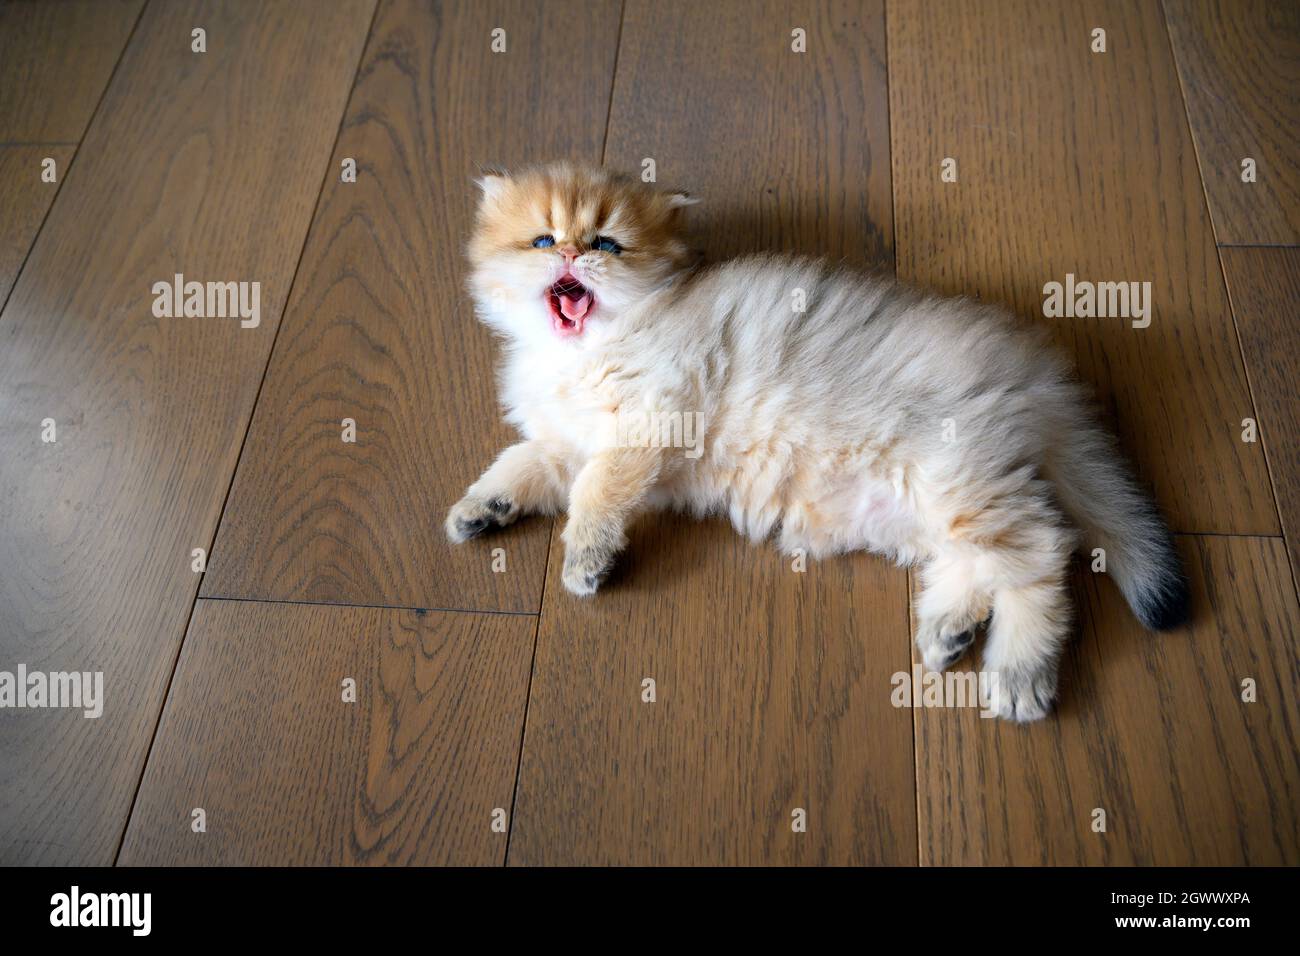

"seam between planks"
[884,0,925,870]
[501,522,552,866]
[1217,242,1300,249]
[111,0,383,866]
[0,1,148,322]
[503,0,628,865]
[596,0,627,176]
[1215,272,1300,607]
[0,140,81,147]
[1159,0,1287,545]
[882,0,899,274]
[195,594,540,617]
[1171,530,1283,539]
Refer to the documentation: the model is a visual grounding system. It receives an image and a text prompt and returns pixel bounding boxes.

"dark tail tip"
[1135,564,1191,631]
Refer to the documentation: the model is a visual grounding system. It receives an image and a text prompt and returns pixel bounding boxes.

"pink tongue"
[560,291,592,321]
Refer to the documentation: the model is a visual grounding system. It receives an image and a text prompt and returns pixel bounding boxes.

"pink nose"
[558,244,580,261]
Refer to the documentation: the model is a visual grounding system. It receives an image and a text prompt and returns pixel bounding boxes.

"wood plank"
[603,0,893,267]
[510,518,915,865]
[509,1,914,865]
[1165,0,1300,245]
[1220,247,1300,589]
[0,0,376,866]
[0,0,143,142]
[0,0,142,307]
[0,145,72,305]
[888,0,1275,535]
[915,535,1300,865]
[200,0,623,611]
[119,599,535,865]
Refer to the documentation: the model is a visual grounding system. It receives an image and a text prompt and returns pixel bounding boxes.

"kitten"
[448,161,1189,721]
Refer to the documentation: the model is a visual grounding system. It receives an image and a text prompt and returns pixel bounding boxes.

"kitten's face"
[467,163,695,343]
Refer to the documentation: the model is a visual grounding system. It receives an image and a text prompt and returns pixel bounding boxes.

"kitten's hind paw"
[445,493,517,543]
[916,612,981,672]
[561,545,613,597]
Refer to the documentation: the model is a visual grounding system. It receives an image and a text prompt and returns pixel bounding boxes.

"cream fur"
[447,163,1189,722]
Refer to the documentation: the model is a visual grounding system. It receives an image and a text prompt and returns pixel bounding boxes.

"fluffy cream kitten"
[448,161,1189,721]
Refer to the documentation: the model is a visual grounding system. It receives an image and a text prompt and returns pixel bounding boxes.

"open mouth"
[545,274,594,336]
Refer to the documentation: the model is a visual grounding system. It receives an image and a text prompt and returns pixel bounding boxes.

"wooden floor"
[1,0,1296,866]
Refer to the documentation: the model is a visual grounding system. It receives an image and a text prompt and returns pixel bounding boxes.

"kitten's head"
[467,162,696,343]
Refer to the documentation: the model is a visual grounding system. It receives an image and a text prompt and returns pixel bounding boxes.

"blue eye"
[532,235,555,248]
[593,236,622,254]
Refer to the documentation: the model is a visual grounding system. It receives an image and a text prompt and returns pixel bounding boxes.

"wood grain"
[509,518,915,865]
[1220,247,1300,589]
[603,0,893,267]
[200,0,623,611]
[0,0,376,865]
[915,535,1300,865]
[0,145,71,306]
[5,0,1290,869]
[510,1,912,865]
[0,0,143,142]
[0,0,142,307]
[1165,0,1300,245]
[119,599,535,865]
[888,0,1275,535]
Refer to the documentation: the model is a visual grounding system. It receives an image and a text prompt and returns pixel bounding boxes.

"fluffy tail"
[1045,418,1190,631]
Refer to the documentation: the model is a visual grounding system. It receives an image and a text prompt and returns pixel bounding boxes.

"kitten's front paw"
[561,545,613,597]
[986,663,1057,723]
[445,493,516,543]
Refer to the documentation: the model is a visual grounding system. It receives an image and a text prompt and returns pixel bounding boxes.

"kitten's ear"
[474,168,511,205]
[666,191,699,209]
